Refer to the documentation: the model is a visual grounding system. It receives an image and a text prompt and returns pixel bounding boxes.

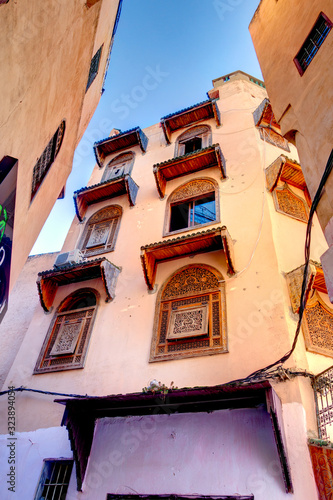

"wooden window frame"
[79,205,122,258]
[294,12,332,76]
[150,264,227,362]
[163,178,220,237]
[34,289,99,374]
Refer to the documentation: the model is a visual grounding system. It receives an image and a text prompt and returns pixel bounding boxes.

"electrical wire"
[1,154,332,401]
[242,148,333,382]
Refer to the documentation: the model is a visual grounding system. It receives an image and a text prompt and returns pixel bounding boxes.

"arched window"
[164,178,219,235]
[31,121,66,200]
[34,289,99,373]
[101,151,135,182]
[79,205,122,257]
[175,125,212,157]
[150,265,227,362]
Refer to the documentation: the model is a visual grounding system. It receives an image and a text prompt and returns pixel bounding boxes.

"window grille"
[31,121,65,200]
[294,13,332,75]
[34,460,73,500]
[86,45,103,91]
[313,365,333,440]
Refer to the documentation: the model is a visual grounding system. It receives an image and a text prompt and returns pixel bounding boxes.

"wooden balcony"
[140,225,235,291]
[74,174,139,222]
[37,258,120,312]
[160,98,221,144]
[94,127,148,167]
[153,144,226,198]
[265,155,311,204]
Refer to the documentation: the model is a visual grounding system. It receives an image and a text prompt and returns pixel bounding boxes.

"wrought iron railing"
[313,365,333,440]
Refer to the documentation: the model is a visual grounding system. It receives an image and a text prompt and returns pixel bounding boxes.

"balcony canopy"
[140,226,235,291]
[37,258,120,312]
[55,381,292,494]
[94,127,148,167]
[160,99,221,144]
[153,145,226,199]
[265,155,310,203]
[74,174,139,222]
[286,261,328,314]
[253,98,281,134]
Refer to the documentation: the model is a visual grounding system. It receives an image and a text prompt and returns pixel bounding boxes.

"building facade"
[249,0,333,301]
[0,71,332,499]
[0,0,122,305]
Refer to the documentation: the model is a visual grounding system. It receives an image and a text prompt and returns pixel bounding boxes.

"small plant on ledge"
[142,380,177,396]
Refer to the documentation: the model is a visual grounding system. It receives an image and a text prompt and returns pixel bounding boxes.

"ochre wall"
[0,0,119,290]
[250,0,333,247]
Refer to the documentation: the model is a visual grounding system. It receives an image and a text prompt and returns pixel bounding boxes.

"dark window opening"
[64,292,97,311]
[86,46,103,91]
[31,121,65,201]
[183,137,202,154]
[169,193,216,232]
[294,13,332,75]
[34,460,73,500]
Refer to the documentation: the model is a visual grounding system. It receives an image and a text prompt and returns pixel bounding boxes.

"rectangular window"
[184,137,202,154]
[34,460,73,500]
[294,12,332,75]
[169,193,216,232]
[86,45,103,92]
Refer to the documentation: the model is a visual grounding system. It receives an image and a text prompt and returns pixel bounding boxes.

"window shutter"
[167,304,209,339]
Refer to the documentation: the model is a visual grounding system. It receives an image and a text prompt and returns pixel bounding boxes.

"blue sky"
[31,0,262,255]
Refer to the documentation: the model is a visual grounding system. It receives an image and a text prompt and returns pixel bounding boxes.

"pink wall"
[65,408,301,499]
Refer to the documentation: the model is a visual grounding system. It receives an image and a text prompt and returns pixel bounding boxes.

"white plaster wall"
[0,252,58,389]
[63,408,317,500]
[0,426,72,500]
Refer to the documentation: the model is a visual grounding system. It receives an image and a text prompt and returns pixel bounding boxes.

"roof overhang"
[286,260,328,313]
[94,127,148,167]
[140,226,235,291]
[55,381,292,493]
[74,174,139,222]
[265,155,310,204]
[160,99,221,144]
[153,145,226,198]
[253,98,281,134]
[37,258,120,312]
